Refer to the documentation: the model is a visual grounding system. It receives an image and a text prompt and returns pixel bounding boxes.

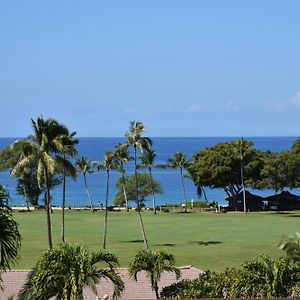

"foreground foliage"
[161,255,300,298]
[18,243,124,300]
[0,185,21,289]
[129,249,181,299]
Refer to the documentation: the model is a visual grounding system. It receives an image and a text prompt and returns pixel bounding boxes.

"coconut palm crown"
[18,243,124,300]
[11,116,70,248]
[167,152,190,212]
[129,249,181,299]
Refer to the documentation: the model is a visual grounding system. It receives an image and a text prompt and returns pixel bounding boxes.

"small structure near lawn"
[266,190,300,211]
[225,190,266,211]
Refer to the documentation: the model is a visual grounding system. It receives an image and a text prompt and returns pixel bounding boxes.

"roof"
[0,266,201,300]
[225,190,265,202]
[265,190,300,202]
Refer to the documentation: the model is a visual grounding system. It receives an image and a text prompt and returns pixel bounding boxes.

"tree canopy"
[113,172,162,207]
[188,140,264,200]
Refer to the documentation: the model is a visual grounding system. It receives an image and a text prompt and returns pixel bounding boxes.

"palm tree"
[0,186,21,288]
[56,130,78,242]
[18,243,124,300]
[114,143,131,212]
[129,249,181,299]
[237,138,247,213]
[139,148,157,214]
[11,116,69,249]
[76,156,94,210]
[168,152,189,212]
[279,232,300,261]
[125,121,152,249]
[95,151,118,249]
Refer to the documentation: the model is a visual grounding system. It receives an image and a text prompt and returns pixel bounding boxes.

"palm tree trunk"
[149,167,156,214]
[103,170,109,249]
[121,174,129,212]
[180,167,187,213]
[154,285,159,299]
[241,161,247,213]
[61,166,66,242]
[22,185,30,211]
[134,145,149,249]
[44,167,53,249]
[83,173,93,210]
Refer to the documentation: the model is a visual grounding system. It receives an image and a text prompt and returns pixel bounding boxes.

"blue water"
[0,137,298,207]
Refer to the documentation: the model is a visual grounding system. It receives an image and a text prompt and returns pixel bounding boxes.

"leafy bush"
[161,255,300,298]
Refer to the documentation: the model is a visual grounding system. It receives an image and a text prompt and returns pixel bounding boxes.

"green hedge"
[161,255,300,298]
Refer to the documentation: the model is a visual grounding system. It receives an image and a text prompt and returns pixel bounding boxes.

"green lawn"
[13,209,300,270]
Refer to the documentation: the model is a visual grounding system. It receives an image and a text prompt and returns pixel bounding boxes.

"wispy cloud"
[185,103,202,113]
[266,98,288,112]
[266,90,300,112]
[124,107,136,114]
[156,107,172,114]
[226,101,239,111]
[291,91,300,107]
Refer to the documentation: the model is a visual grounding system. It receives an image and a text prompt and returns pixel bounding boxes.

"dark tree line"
[188,138,300,210]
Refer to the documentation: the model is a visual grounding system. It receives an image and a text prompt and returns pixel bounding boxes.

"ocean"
[0,137,298,208]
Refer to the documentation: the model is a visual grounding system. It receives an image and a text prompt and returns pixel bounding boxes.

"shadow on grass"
[155,243,176,247]
[192,240,222,246]
[128,240,144,243]
[288,214,300,217]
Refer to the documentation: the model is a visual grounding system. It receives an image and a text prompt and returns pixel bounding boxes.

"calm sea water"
[0,137,298,207]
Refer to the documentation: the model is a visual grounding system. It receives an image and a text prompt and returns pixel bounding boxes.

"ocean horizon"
[0,136,299,208]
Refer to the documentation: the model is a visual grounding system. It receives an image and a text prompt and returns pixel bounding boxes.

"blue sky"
[1,1,300,137]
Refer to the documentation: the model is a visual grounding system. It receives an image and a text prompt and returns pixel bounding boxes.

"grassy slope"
[13,210,300,270]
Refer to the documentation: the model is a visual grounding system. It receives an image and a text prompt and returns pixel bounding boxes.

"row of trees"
[189,138,300,211]
[2,117,300,251]
[0,117,191,251]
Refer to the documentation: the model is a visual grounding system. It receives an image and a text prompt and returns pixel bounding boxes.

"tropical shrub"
[129,249,180,299]
[0,185,21,289]
[18,243,124,300]
[161,255,300,298]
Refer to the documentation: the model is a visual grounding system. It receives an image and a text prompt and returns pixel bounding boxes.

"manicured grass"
[13,209,300,270]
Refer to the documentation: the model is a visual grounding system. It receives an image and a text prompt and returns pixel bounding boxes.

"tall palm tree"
[0,186,21,288]
[238,138,247,213]
[18,243,124,300]
[125,121,152,249]
[76,156,94,210]
[168,152,189,212]
[114,143,131,212]
[11,116,69,248]
[56,130,78,242]
[95,151,118,249]
[129,249,181,299]
[139,148,157,214]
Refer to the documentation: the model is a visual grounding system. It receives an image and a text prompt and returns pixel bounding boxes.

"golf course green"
[13,209,300,270]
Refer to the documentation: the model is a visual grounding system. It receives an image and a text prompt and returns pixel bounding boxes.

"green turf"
[12,209,300,270]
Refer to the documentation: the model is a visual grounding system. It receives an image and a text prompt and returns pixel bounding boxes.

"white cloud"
[226,101,239,111]
[156,108,172,114]
[266,99,288,112]
[185,103,202,113]
[124,107,136,114]
[266,90,300,112]
[291,91,300,107]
